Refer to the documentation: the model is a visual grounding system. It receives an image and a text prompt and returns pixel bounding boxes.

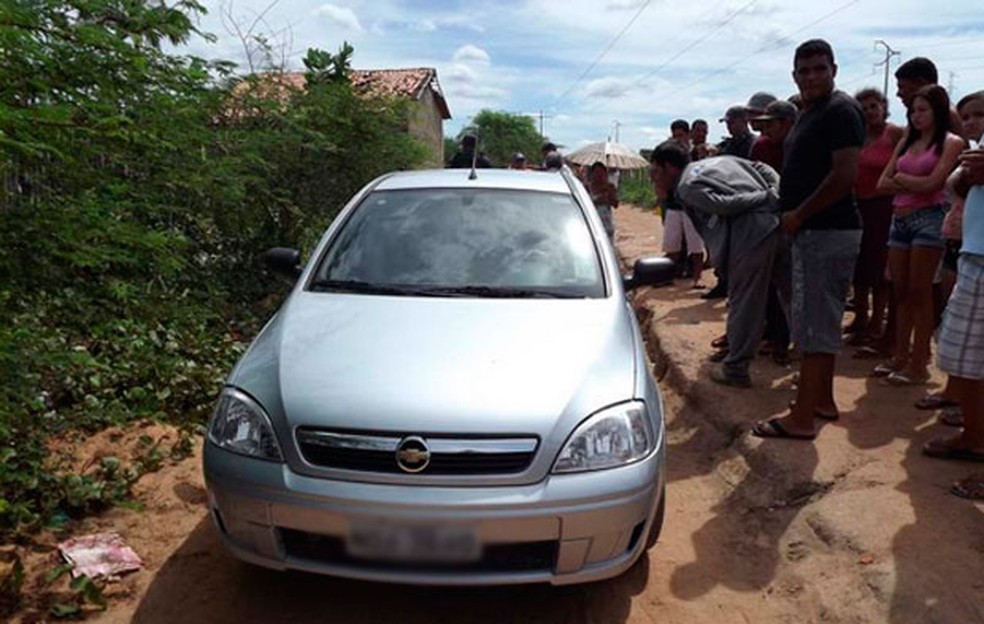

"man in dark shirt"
[448,134,492,169]
[689,118,714,161]
[717,106,755,159]
[753,38,864,441]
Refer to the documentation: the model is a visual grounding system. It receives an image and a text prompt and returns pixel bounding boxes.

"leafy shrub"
[0,1,427,534]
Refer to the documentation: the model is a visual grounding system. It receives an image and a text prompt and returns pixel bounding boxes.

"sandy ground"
[7,205,984,623]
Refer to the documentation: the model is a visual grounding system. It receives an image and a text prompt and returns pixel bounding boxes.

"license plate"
[347,520,480,563]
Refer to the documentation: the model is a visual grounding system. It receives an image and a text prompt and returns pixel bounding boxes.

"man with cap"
[717,105,756,159]
[746,92,778,130]
[509,152,528,170]
[750,100,799,173]
[751,99,800,366]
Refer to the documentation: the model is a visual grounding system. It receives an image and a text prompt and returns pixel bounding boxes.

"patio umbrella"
[565,141,649,170]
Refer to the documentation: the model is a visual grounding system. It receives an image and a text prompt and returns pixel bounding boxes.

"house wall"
[407,88,445,167]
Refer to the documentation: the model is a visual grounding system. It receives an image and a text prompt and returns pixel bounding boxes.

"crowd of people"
[649,39,984,501]
[445,39,984,500]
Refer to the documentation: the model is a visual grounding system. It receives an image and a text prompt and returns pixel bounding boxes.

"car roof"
[372,168,575,194]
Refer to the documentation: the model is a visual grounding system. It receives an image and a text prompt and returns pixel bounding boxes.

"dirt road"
[11,206,984,623]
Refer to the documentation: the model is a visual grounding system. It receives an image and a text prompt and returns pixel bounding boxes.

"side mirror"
[623,257,675,290]
[262,247,302,280]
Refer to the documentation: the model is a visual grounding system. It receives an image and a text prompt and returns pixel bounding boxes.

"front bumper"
[203,442,664,586]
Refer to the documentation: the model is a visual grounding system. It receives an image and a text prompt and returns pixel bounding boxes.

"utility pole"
[948,71,957,96]
[535,110,554,141]
[874,40,900,98]
[612,119,622,143]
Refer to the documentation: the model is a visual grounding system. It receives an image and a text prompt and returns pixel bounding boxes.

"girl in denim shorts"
[873,85,965,385]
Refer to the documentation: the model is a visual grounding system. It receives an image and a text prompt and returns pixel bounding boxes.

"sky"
[180,0,984,153]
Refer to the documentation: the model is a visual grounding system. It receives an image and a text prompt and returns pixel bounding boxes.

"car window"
[312,188,604,298]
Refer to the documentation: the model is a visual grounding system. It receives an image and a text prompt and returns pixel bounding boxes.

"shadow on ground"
[131,518,649,624]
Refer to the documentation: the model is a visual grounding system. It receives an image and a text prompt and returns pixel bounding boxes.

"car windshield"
[311,188,605,298]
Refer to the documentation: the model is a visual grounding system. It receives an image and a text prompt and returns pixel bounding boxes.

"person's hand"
[959,148,984,185]
[781,210,804,236]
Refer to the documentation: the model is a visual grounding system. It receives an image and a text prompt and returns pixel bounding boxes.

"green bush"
[0,0,427,535]
[618,172,658,210]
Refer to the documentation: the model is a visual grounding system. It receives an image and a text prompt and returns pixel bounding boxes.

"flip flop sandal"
[751,418,817,441]
[915,394,958,410]
[853,346,888,360]
[938,407,963,428]
[844,332,868,346]
[788,400,839,421]
[871,362,899,377]
[884,371,931,386]
[923,439,984,462]
[711,335,729,349]
[951,477,984,500]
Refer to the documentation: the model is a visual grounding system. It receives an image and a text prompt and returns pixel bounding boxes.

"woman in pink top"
[874,85,964,385]
[848,88,904,344]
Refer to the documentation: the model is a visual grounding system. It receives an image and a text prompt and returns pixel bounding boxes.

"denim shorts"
[792,229,862,354]
[888,205,946,249]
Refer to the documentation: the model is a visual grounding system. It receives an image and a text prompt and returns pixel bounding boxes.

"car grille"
[280,529,557,573]
[295,429,539,475]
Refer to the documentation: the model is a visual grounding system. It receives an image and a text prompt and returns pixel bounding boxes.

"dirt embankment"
[5,205,984,624]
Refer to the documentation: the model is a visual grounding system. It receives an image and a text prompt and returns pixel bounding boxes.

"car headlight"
[207,388,283,461]
[553,401,653,473]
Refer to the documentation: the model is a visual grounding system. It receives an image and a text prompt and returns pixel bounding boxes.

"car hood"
[231,292,637,439]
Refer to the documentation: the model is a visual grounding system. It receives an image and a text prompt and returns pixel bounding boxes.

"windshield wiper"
[310,279,583,299]
[422,285,583,299]
[309,279,442,297]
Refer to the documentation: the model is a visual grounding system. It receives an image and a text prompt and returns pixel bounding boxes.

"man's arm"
[782,146,859,234]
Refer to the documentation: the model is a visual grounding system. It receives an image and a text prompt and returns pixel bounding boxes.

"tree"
[0,0,427,535]
[458,110,545,167]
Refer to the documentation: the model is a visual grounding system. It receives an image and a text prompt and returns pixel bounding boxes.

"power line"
[670,0,862,96]
[571,0,755,118]
[550,0,653,107]
[894,35,984,51]
[634,0,759,87]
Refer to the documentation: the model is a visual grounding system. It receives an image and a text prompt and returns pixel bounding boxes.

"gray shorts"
[791,229,862,354]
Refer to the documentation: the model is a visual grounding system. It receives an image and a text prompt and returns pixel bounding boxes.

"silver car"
[203,167,675,586]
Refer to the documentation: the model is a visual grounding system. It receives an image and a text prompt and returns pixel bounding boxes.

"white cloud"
[314,4,363,32]
[584,76,635,98]
[606,0,647,9]
[446,63,478,85]
[453,85,509,100]
[453,44,491,64]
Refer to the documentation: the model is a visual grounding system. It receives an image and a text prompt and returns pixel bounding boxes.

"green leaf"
[50,602,81,618]
[45,563,74,584]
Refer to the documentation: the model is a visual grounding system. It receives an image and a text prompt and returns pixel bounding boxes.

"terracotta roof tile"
[229,68,451,120]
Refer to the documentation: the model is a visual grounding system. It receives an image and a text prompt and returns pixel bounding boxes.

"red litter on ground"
[57,532,143,578]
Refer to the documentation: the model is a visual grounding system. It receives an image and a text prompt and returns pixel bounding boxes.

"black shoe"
[701,282,727,300]
[708,348,729,362]
[710,367,752,388]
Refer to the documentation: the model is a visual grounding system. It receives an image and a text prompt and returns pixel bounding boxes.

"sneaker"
[701,282,727,300]
[710,367,752,388]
